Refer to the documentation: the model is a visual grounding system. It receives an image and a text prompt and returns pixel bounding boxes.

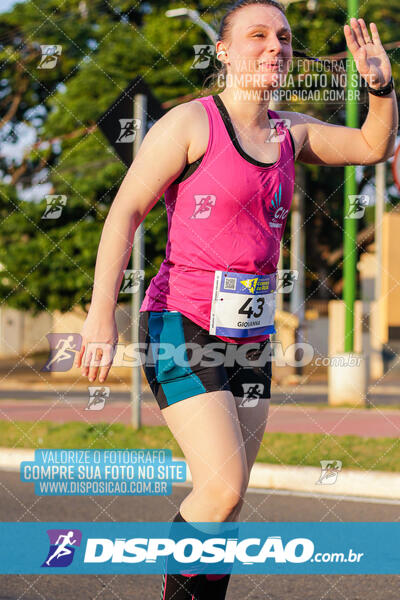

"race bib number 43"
[210,271,277,338]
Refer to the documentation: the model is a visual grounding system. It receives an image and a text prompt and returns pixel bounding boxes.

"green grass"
[1,420,399,472]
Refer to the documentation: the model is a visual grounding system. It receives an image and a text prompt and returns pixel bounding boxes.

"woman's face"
[221,4,293,91]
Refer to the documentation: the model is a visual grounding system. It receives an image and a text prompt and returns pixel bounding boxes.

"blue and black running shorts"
[138,310,272,410]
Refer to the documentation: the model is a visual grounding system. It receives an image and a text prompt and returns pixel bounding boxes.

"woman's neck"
[217,87,274,130]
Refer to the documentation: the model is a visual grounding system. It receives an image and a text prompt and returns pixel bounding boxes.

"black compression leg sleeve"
[160,511,203,600]
[160,511,238,600]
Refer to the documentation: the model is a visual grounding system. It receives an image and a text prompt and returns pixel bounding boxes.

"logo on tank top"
[190,194,216,219]
[268,183,289,229]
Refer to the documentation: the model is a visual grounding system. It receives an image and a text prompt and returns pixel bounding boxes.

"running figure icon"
[245,384,263,399]
[45,531,77,566]
[190,194,216,219]
[44,335,77,369]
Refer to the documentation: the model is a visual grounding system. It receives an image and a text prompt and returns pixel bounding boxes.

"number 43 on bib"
[210,271,277,338]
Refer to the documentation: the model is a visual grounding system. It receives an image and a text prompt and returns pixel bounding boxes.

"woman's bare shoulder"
[173,97,210,163]
[167,97,209,126]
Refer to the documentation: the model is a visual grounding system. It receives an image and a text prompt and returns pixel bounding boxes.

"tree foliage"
[0,0,399,314]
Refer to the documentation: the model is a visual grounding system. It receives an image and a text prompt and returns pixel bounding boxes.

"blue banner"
[0,522,398,574]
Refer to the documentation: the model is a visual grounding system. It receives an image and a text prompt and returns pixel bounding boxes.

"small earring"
[216,50,226,58]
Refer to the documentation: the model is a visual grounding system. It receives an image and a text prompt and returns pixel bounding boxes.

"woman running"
[75,1,397,598]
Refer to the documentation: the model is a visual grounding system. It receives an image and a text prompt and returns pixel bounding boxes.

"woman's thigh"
[225,340,272,476]
[234,396,270,477]
[138,310,269,502]
[161,390,248,498]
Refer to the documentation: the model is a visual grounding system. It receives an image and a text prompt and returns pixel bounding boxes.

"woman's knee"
[195,472,248,519]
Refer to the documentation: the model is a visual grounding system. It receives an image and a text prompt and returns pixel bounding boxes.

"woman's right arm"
[74,101,197,382]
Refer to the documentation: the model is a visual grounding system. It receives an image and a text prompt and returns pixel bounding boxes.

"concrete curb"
[1,448,399,501]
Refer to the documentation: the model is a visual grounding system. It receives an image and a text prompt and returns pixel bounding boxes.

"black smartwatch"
[367,76,394,96]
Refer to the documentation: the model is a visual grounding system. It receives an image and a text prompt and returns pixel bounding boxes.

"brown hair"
[203,0,343,91]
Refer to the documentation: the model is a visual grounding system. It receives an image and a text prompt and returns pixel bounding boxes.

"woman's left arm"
[291,18,398,166]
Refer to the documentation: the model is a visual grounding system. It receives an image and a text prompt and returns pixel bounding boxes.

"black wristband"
[367,76,394,96]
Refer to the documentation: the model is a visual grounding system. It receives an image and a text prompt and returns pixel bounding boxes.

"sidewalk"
[0,360,400,437]
[2,359,400,390]
[1,371,399,500]
[1,397,400,438]
[1,366,400,400]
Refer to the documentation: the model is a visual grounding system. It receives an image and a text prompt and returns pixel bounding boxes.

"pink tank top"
[140,94,295,343]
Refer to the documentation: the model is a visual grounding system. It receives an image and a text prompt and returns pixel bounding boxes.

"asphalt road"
[0,470,399,600]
